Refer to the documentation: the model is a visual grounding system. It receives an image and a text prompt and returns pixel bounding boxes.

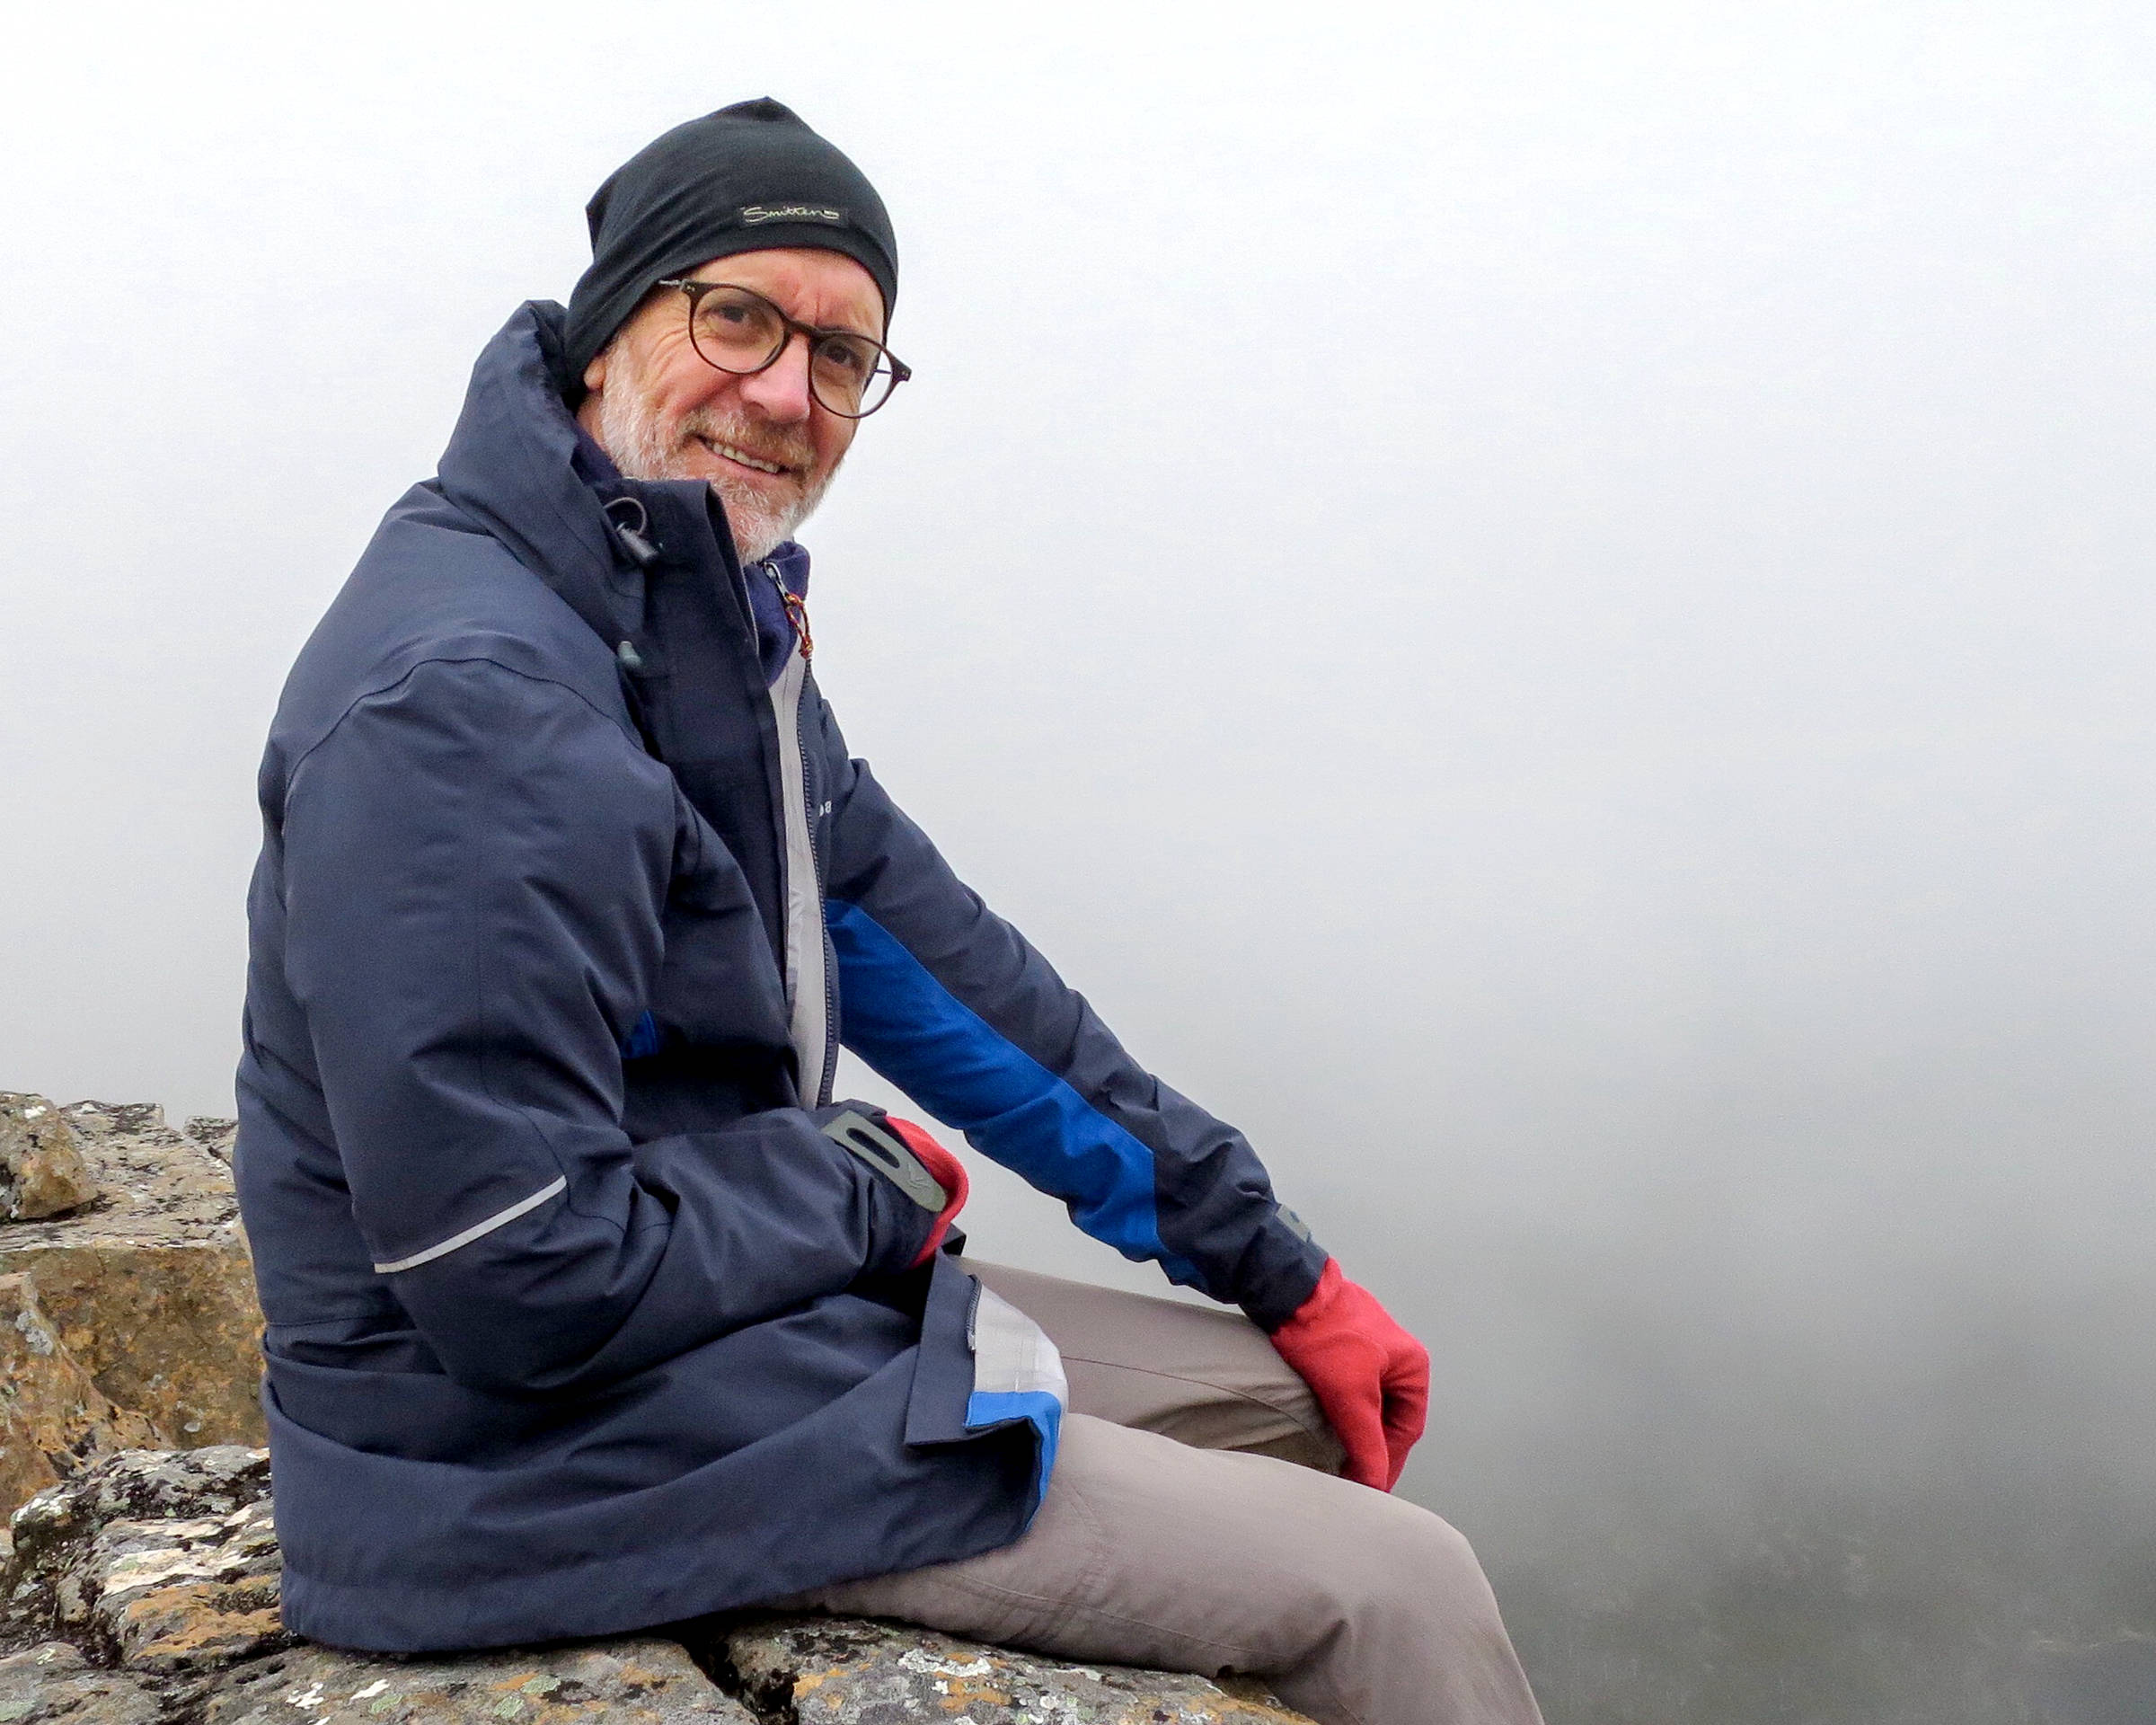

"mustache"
[675,409,816,477]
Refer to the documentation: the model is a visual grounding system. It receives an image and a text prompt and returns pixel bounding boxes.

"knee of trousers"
[1287,1494,1506,1658]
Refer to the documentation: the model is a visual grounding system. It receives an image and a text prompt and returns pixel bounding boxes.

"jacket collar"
[435,300,747,661]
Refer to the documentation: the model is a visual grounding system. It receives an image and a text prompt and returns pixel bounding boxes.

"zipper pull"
[764,560,814,661]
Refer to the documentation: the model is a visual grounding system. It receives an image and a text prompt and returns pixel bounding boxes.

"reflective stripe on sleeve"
[369,1176,569,1275]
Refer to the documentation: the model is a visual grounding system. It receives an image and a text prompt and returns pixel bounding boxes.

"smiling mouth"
[697,436,791,478]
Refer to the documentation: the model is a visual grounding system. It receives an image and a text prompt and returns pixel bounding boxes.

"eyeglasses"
[655,279,912,419]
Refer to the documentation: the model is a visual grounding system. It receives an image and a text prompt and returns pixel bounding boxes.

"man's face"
[577,246,884,563]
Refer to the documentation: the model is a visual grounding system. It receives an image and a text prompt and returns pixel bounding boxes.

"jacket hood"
[437,301,690,659]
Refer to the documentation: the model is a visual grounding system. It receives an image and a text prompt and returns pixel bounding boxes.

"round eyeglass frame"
[655,278,912,420]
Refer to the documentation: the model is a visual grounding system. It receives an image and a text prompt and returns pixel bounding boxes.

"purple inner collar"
[745,541,813,687]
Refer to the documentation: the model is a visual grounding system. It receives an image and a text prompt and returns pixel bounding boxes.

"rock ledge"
[0,1089,1313,1724]
[1,1446,1309,1724]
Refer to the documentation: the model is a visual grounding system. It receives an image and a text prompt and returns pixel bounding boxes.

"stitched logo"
[740,203,846,226]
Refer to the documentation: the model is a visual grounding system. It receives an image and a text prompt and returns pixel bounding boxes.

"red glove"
[1268,1259,1429,1491]
[886,1116,969,1268]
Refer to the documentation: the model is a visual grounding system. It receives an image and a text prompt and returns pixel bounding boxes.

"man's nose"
[738,333,814,423]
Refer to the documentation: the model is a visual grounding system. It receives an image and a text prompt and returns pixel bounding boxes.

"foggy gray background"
[6,4,2155,1719]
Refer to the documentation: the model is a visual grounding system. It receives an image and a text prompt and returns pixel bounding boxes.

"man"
[235,100,1543,1725]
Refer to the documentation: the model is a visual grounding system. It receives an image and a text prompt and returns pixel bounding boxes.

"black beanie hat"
[562,98,897,387]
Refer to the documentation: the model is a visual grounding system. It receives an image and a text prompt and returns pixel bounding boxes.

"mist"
[5,4,2154,1718]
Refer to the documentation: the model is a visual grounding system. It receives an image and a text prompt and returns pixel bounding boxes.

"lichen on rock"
[0,1094,99,1222]
[720,1614,1309,1723]
[0,1641,161,1724]
[182,1118,238,1165]
[5,1446,278,1665]
[0,1275,160,1518]
[196,1639,755,1725]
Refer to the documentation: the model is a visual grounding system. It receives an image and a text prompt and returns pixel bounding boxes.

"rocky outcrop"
[1,1094,99,1222]
[200,1641,755,1725]
[0,1092,1318,1723]
[0,1275,159,1517]
[1,1446,1313,1724]
[718,1616,1312,1722]
[0,1641,161,1725]
[182,1119,237,1165]
[0,1636,760,1725]
[0,1101,262,1461]
[6,1446,283,1673]
[4,1458,755,1720]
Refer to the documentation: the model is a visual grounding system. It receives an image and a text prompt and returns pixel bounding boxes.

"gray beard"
[589,347,839,564]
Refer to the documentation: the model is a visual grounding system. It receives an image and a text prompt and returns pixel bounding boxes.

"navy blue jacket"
[234,302,1327,1652]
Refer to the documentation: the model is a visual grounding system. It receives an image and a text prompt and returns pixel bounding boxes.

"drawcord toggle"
[604,496,660,568]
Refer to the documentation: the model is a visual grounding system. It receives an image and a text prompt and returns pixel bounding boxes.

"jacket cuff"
[1237,1206,1332,1333]
[812,1103,945,1274]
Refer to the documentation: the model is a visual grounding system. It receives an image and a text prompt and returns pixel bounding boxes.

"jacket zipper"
[763,560,835,1105]
[802,693,841,1104]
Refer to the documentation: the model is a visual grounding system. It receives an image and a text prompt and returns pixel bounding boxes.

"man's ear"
[582,352,608,394]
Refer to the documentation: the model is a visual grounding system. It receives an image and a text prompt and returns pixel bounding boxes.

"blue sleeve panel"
[816,697,1330,1332]
[828,900,1199,1285]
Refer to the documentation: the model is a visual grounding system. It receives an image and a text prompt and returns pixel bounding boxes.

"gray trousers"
[788,1261,1545,1725]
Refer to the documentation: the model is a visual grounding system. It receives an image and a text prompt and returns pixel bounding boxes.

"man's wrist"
[1238,1211,1332,1334]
